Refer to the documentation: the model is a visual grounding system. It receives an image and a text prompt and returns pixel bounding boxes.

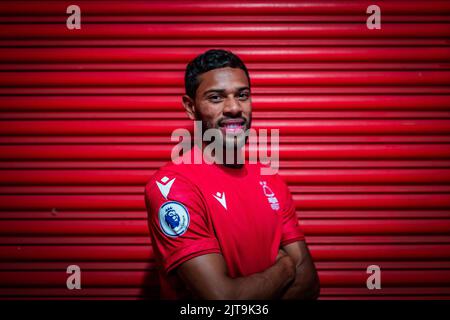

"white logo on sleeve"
[213,192,227,210]
[156,176,176,200]
[158,201,190,237]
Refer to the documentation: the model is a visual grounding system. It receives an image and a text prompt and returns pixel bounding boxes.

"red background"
[1,0,450,299]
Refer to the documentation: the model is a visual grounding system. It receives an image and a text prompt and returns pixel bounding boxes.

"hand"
[276,249,287,262]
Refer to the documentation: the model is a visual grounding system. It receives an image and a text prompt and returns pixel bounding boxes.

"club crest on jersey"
[158,201,190,237]
[259,181,280,211]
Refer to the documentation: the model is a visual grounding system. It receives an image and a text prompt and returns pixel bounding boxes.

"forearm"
[177,253,297,300]
[229,256,295,299]
[281,258,320,300]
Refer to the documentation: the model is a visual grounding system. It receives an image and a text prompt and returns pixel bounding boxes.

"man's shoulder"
[250,162,284,181]
[144,160,212,201]
[146,162,195,190]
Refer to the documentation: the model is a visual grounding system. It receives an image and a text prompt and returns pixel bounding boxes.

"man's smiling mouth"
[218,118,247,134]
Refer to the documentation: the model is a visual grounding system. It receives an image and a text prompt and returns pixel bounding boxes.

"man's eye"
[238,92,249,100]
[208,95,222,102]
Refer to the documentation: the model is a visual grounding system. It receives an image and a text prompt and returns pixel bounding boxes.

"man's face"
[190,67,252,148]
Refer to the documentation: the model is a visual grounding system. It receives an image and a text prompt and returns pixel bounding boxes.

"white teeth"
[223,123,242,128]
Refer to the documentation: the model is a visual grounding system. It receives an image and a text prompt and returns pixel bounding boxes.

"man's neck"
[199,142,245,168]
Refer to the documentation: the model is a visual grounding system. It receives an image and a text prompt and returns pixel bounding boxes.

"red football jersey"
[144,146,305,299]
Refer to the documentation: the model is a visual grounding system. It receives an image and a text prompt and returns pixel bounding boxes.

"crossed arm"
[176,240,320,300]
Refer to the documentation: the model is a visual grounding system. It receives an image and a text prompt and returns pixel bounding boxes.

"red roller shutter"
[1,1,450,300]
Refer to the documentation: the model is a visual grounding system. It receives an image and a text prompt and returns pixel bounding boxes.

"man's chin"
[202,126,249,154]
[223,132,247,147]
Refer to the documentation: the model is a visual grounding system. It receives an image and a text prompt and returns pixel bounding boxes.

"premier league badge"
[158,201,190,237]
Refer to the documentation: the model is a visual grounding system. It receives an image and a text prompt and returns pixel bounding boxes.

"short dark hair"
[184,49,250,99]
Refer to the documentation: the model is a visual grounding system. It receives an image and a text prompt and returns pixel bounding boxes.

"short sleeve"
[275,176,305,247]
[144,170,221,274]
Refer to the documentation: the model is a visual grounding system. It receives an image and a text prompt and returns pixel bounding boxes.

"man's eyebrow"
[202,86,250,97]
[203,89,225,97]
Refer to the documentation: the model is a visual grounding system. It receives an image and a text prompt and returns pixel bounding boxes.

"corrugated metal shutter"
[1,1,450,299]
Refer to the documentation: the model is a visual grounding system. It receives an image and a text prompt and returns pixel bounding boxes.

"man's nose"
[223,96,242,116]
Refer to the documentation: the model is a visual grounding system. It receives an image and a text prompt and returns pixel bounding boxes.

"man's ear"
[182,95,196,120]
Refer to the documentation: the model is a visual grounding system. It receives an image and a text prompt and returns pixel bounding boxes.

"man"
[144,49,320,299]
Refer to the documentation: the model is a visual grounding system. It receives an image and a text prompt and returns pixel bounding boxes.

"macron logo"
[213,192,227,210]
[156,176,176,200]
